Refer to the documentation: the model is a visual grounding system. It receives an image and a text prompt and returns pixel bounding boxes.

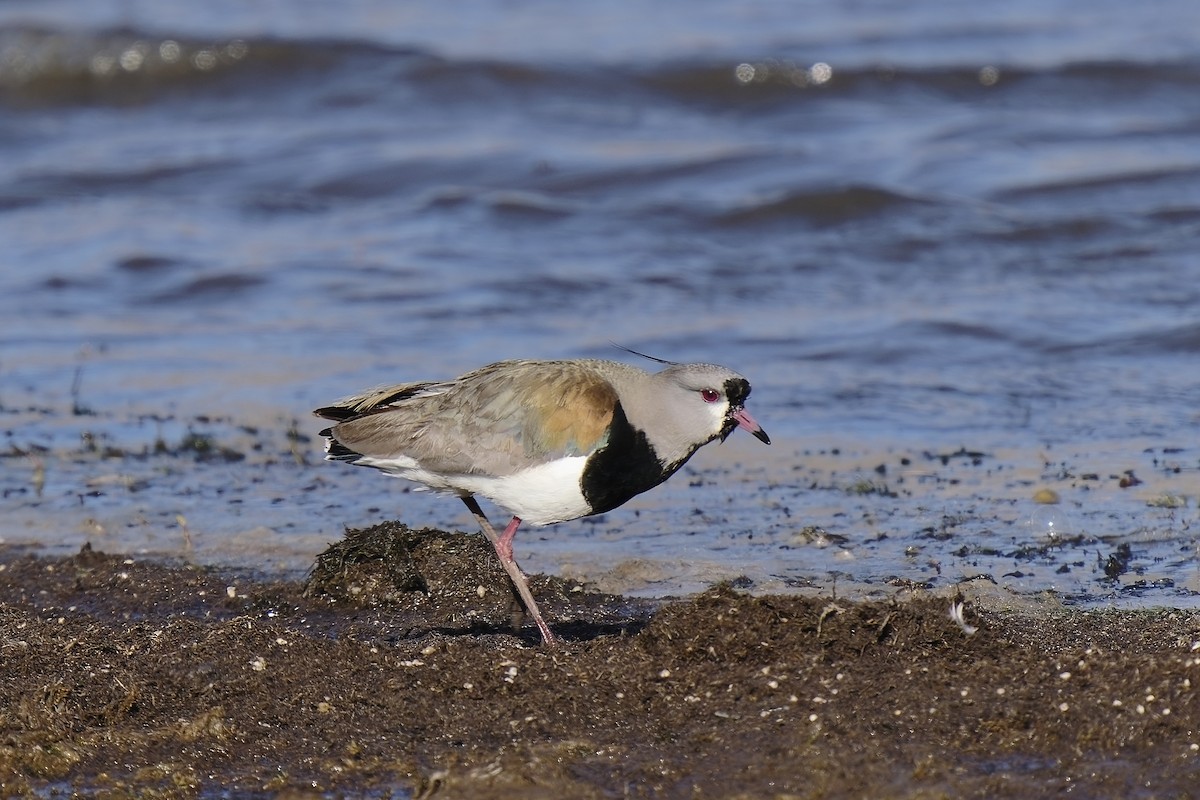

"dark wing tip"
[314,405,356,422]
[314,381,439,423]
[316,424,363,462]
[323,435,363,462]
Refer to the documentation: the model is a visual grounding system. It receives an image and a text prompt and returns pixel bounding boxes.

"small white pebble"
[789,695,798,703]
[463,682,473,690]
[275,638,288,646]
[476,585,486,598]
[1137,704,1146,714]
[421,645,437,656]
[1059,672,1071,680]
[616,692,625,699]
[808,714,818,722]
[1146,694,1156,702]
[1162,708,1171,716]
[960,689,969,697]
[249,656,267,672]
[398,659,424,667]
[659,669,671,679]
[767,680,779,689]
[1112,699,1123,707]
[1059,702,1069,712]
[996,687,1006,696]
[836,673,844,680]
[226,586,237,598]
[1191,743,1198,751]
[893,709,902,716]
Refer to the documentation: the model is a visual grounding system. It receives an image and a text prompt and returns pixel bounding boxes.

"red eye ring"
[700,388,720,403]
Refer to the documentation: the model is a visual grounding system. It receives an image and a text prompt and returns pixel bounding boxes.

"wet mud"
[2,524,1199,798]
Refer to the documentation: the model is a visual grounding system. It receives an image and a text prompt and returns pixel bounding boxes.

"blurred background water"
[2,0,1199,605]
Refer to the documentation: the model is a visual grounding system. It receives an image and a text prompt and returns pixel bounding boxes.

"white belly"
[356,453,591,526]
[455,456,591,526]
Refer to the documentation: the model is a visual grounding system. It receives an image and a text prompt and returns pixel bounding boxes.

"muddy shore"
[2,523,1199,798]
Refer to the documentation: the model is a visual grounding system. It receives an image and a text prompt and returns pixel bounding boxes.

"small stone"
[1033,488,1060,504]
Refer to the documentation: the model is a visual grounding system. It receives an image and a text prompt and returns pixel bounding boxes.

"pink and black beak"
[729,406,770,445]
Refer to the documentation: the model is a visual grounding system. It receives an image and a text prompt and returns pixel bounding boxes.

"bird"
[314,356,770,645]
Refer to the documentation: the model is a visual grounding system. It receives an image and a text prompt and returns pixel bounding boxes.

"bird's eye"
[700,388,720,403]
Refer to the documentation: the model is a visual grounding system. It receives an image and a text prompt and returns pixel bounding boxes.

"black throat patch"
[580,401,692,516]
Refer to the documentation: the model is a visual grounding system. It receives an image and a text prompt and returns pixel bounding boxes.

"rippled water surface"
[2,1,1199,606]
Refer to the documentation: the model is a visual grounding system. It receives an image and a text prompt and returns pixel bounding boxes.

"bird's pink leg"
[495,515,521,563]
[460,496,556,645]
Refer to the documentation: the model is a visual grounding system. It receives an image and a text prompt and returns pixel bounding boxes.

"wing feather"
[313,381,441,422]
[315,360,617,477]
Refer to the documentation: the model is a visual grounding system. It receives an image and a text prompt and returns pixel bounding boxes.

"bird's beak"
[730,407,770,445]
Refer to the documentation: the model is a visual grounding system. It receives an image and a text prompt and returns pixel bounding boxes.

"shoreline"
[3,525,1199,797]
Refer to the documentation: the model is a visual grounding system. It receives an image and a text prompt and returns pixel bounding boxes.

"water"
[2,1,1199,606]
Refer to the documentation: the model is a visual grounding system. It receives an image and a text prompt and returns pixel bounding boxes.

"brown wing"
[313,381,440,422]
[317,360,618,477]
